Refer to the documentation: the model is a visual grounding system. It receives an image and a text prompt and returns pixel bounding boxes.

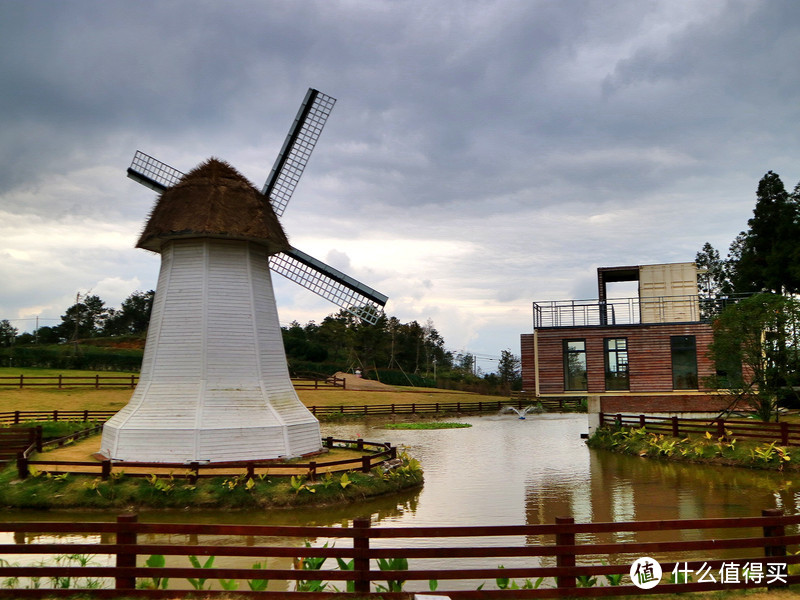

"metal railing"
[533,295,744,329]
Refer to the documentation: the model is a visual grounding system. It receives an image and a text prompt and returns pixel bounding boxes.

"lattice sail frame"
[262,89,336,217]
[125,90,387,324]
[270,248,387,325]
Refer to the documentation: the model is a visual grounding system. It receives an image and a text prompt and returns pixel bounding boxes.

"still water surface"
[4,413,800,589]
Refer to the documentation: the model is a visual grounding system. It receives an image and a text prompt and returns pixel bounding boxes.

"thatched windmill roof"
[137,158,290,254]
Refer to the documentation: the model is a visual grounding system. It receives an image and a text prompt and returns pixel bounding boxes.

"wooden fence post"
[389,444,397,459]
[615,413,622,427]
[325,436,333,449]
[190,462,201,484]
[353,517,371,594]
[762,508,788,589]
[555,516,576,589]
[19,374,23,389]
[95,374,100,389]
[361,455,371,473]
[58,374,63,389]
[13,410,20,425]
[35,426,43,452]
[115,513,138,590]
[16,452,28,479]
[671,416,679,437]
[780,422,789,445]
[101,459,111,481]
[716,419,726,440]
[308,462,317,481]
[639,414,646,428]
[53,410,58,422]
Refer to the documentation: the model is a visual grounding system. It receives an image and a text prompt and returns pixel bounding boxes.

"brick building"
[520,262,731,415]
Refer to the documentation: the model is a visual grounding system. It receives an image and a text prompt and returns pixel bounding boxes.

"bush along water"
[587,425,795,471]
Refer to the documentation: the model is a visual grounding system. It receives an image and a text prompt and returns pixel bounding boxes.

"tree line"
[697,170,800,420]
[1,291,155,346]
[1,292,522,392]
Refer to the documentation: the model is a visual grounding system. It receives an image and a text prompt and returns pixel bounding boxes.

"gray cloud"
[2,0,799,361]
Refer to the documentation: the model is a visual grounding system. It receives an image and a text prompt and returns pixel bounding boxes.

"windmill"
[100,89,388,463]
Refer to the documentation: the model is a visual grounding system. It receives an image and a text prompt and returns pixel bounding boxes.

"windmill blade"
[262,88,336,217]
[127,150,185,192]
[270,247,388,325]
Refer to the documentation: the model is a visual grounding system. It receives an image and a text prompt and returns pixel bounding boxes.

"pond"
[3,412,799,591]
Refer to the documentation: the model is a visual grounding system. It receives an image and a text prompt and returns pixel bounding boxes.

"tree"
[58,293,109,340]
[707,293,800,421]
[497,349,522,390]
[732,171,800,294]
[695,242,733,299]
[0,320,18,347]
[103,290,154,336]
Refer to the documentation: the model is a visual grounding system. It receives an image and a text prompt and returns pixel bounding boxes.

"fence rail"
[0,511,798,597]
[0,409,118,425]
[0,375,345,390]
[309,397,583,417]
[1,397,580,427]
[15,437,397,481]
[0,374,139,389]
[601,412,800,446]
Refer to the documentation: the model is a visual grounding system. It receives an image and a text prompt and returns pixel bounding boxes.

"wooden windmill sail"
[100,89,387,463]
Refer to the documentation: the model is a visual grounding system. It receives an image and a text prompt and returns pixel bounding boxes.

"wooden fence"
[0,427,40,462]
[0,510,798,598]
[510,392,585,411]
[0,409,118,425]
[309,397,583,417]
[15,437,397,481]
[600,412,800,446]
[0,375,345,390]
[0,374,139,389]
[1,397,579,427]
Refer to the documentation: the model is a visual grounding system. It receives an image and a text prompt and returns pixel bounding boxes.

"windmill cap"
[136,158,290,254]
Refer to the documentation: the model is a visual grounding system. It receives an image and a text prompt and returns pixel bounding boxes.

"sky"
[2,1,800,372]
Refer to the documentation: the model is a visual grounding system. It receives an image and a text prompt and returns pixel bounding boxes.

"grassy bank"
[588,425,799,471]
[0,451,423,510]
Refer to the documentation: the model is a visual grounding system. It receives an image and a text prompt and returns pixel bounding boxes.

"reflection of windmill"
[100,89,388,463]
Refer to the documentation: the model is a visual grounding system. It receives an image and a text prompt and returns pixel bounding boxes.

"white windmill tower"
[100,89,387,463]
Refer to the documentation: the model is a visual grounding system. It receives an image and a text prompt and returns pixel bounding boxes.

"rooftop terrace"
[532,294,739,329]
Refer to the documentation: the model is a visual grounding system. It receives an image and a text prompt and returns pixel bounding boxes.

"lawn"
[0,367,508,412]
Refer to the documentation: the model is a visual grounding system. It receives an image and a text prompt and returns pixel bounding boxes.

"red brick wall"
[600,394,730,413]
[520,322,716,394]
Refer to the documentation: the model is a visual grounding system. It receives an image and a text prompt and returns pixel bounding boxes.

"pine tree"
[732,171,800,294]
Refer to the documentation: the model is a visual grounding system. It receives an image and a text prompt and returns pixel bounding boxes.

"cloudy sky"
[2,1,799,371]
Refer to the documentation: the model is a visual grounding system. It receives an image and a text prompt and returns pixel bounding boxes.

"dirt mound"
[334,371,398,391]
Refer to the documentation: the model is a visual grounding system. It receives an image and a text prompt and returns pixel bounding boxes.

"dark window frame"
[671,335,698,389]
[604,337,629,391]
[563,339,588,391]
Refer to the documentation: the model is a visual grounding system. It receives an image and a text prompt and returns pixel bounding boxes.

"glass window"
[563,339,587,391]
[671,335,698,389]
[604,338,629,391]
